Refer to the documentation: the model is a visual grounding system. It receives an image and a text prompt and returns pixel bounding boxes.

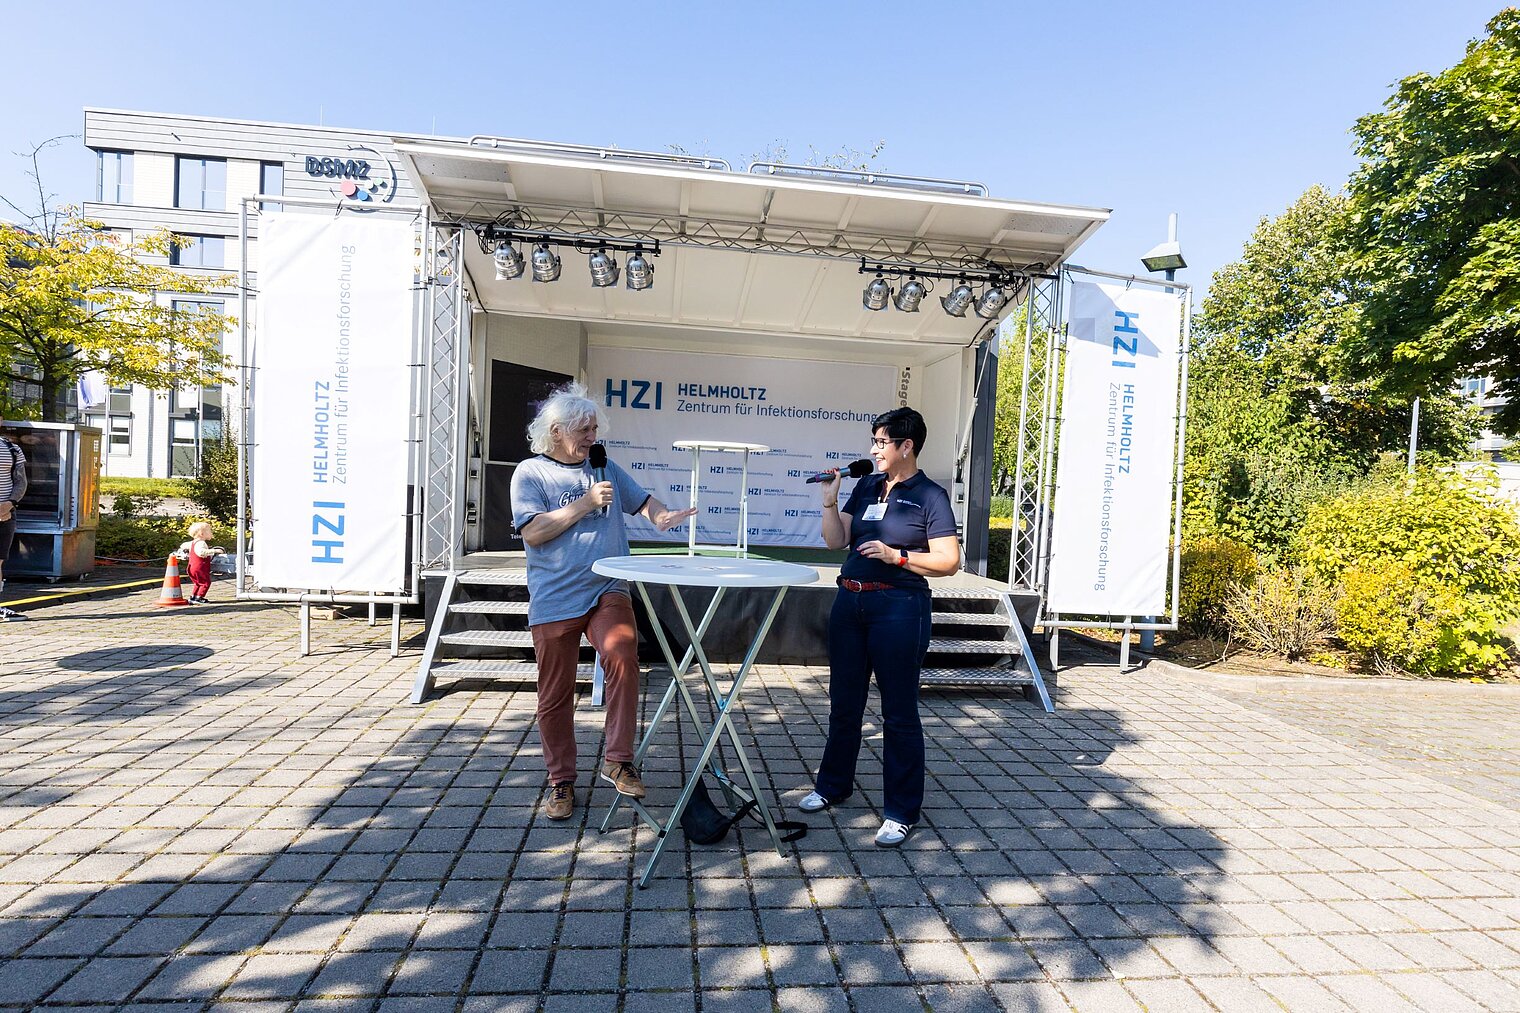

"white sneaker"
[875,819,913,848]
[798,791,832,813]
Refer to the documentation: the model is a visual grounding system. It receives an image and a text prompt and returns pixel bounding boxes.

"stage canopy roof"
[396,138,1109,362]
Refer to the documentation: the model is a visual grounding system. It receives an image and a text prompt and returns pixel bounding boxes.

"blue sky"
[0,0,1505,295]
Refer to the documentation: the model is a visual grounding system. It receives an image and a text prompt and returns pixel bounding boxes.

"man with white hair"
[0,419,28,621]
[511,382,696,821]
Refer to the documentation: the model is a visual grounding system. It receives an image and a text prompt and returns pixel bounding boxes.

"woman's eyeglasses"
[870,437,903,449]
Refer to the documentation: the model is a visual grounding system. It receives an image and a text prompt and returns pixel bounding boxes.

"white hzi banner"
[1047,279,1184,616]
[587,347,898,547]
[252,213,414,592]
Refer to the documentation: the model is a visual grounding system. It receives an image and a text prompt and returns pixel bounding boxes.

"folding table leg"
[664,586,792,860]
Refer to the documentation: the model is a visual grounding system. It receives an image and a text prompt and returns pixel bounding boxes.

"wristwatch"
[897,549,908,567]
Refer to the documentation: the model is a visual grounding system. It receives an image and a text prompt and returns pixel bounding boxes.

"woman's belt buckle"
[837,577,892,593]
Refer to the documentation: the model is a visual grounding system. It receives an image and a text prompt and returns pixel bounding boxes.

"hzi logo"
[605,379,663,410]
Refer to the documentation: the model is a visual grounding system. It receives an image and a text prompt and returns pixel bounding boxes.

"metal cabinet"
[2,422,102,579]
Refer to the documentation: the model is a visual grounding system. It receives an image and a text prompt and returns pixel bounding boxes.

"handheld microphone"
[805,459,874,484]
[588,443,608,517]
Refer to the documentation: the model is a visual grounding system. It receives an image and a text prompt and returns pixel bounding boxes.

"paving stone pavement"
[2,587,1519,1011]
[1147,661,1520,811]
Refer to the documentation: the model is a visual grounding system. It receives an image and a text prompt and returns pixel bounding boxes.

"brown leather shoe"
[544,781,575,820]
[600,761,646,799]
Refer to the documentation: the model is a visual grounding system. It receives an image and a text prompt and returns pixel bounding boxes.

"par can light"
[862,273,892,311]
[973,284,1011,319]
[625,248,654,291]
[493,243,525,281]
[530,243,561,283]
[940,278,974,317]
[588,248,620,288]
[893,276,927,313]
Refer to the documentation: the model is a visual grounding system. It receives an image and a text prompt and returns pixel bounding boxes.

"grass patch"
[101,476,189,498]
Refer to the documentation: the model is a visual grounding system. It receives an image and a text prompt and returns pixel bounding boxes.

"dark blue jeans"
[815,586,932,825]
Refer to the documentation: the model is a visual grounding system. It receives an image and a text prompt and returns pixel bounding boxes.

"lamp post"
[1137,213,1187,655]
[1408,397,1420,476]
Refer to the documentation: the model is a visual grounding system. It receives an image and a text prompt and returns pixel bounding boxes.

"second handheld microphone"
[805,458,874,484]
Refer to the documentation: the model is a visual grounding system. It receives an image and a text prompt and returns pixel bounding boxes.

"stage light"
[530,243,561,283]
[588,248,619,288]
[493,243,524,281]
[973,283,1011,319]
[862,273,891,311]
[940,278,974,317]
[625,247,654,291]
[893,275,927,313]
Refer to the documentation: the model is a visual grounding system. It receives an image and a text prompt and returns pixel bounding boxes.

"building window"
[1462,377,1490,398]
[170,419,199,477]
[260,161,285,212]
[168,301,227,474]
[88,387,134,455]
[169,234,226,269]
[175,156,227,211]
[107,415,132,453]
[96,151,134,204]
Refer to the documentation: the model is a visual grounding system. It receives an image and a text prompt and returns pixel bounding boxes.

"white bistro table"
[591,554,818,887]
[671,439,768,557]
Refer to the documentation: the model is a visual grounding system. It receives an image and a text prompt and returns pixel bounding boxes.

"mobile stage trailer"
[236,135,1113,707]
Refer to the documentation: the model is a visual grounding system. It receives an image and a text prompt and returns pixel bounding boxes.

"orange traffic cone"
[154,554,189,608]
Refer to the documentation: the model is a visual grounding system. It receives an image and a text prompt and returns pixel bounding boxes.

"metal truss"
[421,229,466,568]
[1009,275,1062,593]
[434,200,1048,277]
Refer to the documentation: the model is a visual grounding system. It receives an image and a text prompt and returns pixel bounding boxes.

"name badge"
[861,502,888,521]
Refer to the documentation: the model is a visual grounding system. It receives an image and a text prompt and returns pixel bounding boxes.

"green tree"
[1342,9,1520,433]
[1185,187,1476,555]
[189,426,244,525]
[2,140,235,420]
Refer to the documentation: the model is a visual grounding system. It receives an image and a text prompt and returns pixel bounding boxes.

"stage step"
[440,629,591,649]
[450,600,530,615]
[429,660,594,680]
[926,637,1016,655]
[456,569,530,586]
[927,584,1004,600]
[931,611,1007,626]
[921,666,1034,687]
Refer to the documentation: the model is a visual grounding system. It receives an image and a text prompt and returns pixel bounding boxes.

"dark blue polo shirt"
[839,470,958,589]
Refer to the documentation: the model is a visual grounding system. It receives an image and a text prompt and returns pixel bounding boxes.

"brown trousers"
[530,591,640,785]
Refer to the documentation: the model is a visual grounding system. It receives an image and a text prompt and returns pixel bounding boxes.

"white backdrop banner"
[587,347,899,547]
[252,213,414,592]
[1047,279,1184,615]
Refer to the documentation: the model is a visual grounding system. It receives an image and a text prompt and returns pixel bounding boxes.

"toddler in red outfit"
[178,522,225,604]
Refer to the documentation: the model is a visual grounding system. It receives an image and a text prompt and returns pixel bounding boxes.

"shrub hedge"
[1179,537,1258,634]
[1298,468,1520,675]
[96,516,233,563]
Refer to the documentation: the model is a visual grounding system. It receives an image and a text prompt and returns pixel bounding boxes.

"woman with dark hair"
[800,407,961,846]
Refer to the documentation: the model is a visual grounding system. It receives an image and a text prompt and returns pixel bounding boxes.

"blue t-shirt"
[510,455,652,625]
[840,471,958,589]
